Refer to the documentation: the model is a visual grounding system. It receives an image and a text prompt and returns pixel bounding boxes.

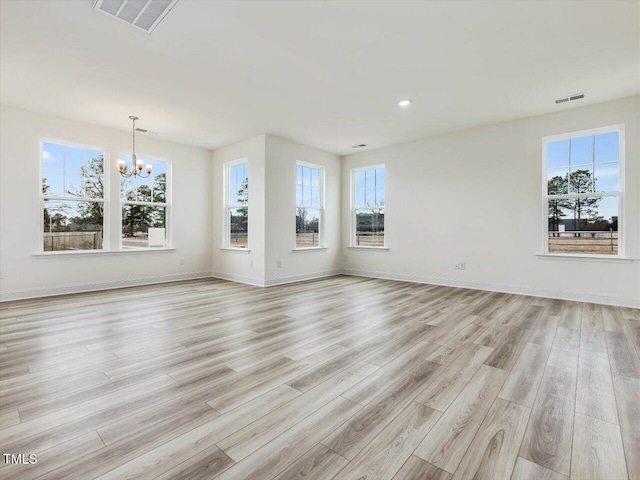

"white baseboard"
[210,271,265,287]
[264,270,342,287]
[0,271,213,302]
[2,266,637,308]
[342,268,640,308]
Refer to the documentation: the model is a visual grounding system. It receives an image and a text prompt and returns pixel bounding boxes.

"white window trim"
[224,158,249,250]
[541,124,625,258]
[350,164,386,249]
[39,139,110,253]
[295,160,324,249]
[119,154,171,251]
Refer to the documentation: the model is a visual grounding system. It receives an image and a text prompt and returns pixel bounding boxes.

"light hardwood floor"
[1,276,638,480]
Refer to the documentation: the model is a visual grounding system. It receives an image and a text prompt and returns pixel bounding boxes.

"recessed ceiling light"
[398,99,411,107]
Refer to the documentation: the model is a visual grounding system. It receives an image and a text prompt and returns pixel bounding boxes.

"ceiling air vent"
[93,0,179,34]
[352,144,367,149]
[555,93,585,105]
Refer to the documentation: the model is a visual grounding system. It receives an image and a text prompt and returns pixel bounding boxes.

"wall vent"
[93,0,179,34]
[555,93,585,105]
[351,144,367,148]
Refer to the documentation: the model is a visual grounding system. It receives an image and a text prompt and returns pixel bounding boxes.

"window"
[352,166,385,247]
[41,141,105,251]
[120,156,168,249]
[225,160,248,248]
[544,126,623,256]
[296,162,323,248]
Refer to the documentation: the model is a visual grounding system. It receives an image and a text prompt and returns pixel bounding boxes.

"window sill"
[220,248,251,254]
[292,247,328,252]
[34,248,175,257]
[347,246,389,251]
[536,253,635,263]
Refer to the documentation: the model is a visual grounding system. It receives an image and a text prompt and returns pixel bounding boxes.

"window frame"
[541,124,625,258]
[119,153,171,250]
[39,138,109,252]
[350,164,386,248]
[295,160,324,250]
[223,158,249,250]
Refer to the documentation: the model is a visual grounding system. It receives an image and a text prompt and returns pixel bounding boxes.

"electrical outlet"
[460,262,466,270]
[277,260,282,268]
[179,258,185,265]
[250,260,253,268]
[454,262,466,271]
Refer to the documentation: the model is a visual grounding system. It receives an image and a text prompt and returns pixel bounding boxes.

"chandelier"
[117,116,152,178]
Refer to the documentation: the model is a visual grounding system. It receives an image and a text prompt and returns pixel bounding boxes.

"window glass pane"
[229,180,239,205]
[355,208,385,247]
[302,185,311,205]
[547,196,617,255]
[229,207,248,248]
[570,135,592,166]
[355,170,365,192]
[42,167,64,196]
[547,139,569,168]
[296,207,319,247]
[547,168,568,194]
[355,183,365,208]
[594,163,619,192]
[42,143,65,196]
[296,185,303,205]
[365,169,375,188]
[311,168,319,188]
[568,168,595,194]
[228,162,248,205]
[122,204,166,249]
[303,166,311,186]
[42,142,64,170]
[43,199,103,251]
[149,160,167,203]
[65,146,85,196]
[375,168,385,189]
[83,152,105,199]
[296,165,303,186]
[311,187,320,207]
[365,187,375,207]
[119,157,166,203]
[594,132,619,163]
[375,187,385,206]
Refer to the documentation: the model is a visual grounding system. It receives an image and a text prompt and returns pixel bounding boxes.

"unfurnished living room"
[0,1,639,479]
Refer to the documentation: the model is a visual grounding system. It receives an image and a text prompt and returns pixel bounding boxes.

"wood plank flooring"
[1,275,638,479]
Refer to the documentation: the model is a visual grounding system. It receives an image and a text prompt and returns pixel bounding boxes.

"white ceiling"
[1,0,638,155]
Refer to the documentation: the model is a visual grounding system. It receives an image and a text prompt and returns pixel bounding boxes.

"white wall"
[211,134,266,285]
[341,96,640,307]
[0,105,213,301]
[264,134,341,284]
[211,134,341,286]
[3,97,638,307]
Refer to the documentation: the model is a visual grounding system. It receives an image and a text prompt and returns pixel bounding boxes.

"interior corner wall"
[0,105,213,301]
[264,134,342,284]
[211,134,266,285]
[341,95,640,307]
